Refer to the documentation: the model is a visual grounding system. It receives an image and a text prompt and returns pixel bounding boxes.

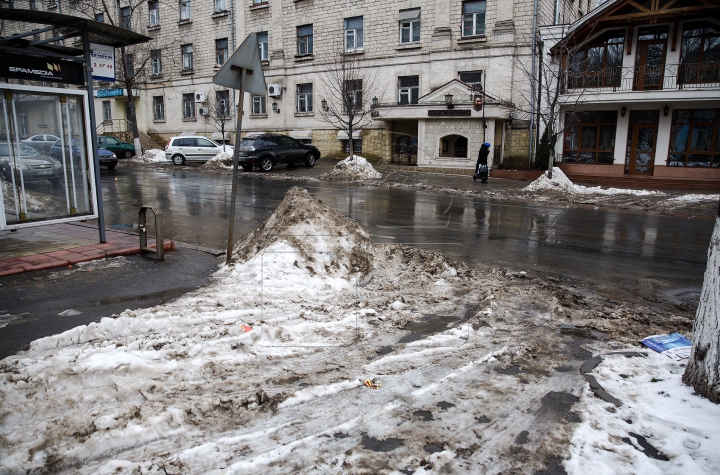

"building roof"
[550,0,720,54]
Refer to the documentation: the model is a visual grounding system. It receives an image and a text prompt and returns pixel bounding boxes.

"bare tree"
[62,0,179,156]
[683,200,720,403]
[315,48,384,157]
[203,85,234,153]
[514,16,612,176]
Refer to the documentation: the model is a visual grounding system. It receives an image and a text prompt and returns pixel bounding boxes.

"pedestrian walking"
[474,142,490,183]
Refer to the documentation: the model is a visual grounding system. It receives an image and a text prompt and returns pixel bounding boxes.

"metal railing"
[563,62,720,93]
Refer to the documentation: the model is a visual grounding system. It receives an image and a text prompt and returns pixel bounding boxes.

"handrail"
[563,62,720,93]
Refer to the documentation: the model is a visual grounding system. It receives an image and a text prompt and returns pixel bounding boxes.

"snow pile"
[525,168,665,196]
[201,151,234,170]
[667,193,720,203]
[524,167,576,193]
[320,155,382,181]
[140,149,167,162]
[1,179,61,211]
[567,351,720,473]
[0,186,708,473]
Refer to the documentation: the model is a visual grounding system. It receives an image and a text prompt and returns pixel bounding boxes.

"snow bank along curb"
[524,168,666,197]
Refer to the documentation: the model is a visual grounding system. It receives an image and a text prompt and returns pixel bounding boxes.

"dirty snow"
[667,193,720,203]
[567,351,720,474]
[524,168,665,197]
[200,151,234,170]
[136,149,167,163]
[0,187,708,474]
[1,179,60,212]
[319,155,382,181]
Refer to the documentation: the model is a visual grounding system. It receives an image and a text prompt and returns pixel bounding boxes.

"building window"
[151,50,162,75]
[567,30,624,89]
[149,1,160,27]
[94,12,103,22]
[342,139,362,153]
[216,38,228,66]
[252,94,266,115]
[398,76,419,104]
[439,135,468,158]
[679,22,720,85]
[257,32,268,60]
[462,1,486,37]
[120,6,131,29]
[102,101,111,122]
[669,109,720,167]
[297,84,313,113]
[153,96,165,120]
[215,0,227,12]
[459,70,483,89]
[297,25,313,56]
[398,9,420,44]
[182,44,194,70]
[345,17,363,52]
[344,79,362,111]
[183,93,195,118]
[563,111,617,164]
[253,0,266,4]
[216,90,230,117]
[180,0,191,21]
[124,54,134,79]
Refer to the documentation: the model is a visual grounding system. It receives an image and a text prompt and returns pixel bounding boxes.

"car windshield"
[0,143,41,156]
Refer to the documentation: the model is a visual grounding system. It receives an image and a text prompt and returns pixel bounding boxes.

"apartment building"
[241,0,583,169]
[545,0,720,185]
[2,1,592,170]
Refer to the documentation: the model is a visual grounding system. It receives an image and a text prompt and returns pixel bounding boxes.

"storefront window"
[563,111,617,164]
[668,109,720,167]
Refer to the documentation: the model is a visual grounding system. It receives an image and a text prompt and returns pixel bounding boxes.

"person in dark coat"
[474,142,490,182]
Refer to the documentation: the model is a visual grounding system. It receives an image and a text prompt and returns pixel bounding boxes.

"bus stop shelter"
[0,9,149,242]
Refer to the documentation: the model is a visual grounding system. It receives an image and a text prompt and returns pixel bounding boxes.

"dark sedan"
[50,139,118,170]
[238,134,320,172]
[0,142,63,184]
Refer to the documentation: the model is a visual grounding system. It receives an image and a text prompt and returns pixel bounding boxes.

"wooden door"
[625,111,659,175]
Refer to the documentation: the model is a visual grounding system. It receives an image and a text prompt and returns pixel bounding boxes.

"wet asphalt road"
[0,164,713,358]
[101,166,713,303]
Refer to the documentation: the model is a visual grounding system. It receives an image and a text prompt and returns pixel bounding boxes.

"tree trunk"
[682,213,720,403]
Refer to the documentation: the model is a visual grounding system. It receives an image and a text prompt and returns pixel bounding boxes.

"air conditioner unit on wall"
[195,91,207,103]
[268,84,282,97]
[199,107,209,116]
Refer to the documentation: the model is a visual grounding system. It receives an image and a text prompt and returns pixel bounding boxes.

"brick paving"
[0,223,174,277]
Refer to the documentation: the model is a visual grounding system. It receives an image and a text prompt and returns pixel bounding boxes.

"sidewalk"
[0,223,174,277]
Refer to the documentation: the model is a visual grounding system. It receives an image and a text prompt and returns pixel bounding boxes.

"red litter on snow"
[241,325,252,333]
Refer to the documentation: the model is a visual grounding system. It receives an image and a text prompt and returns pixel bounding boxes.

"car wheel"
[124,150,133,159]
[304,153,316,168]
[260,156,273,172]
[107,164,116,170]
[172,154,185,166]
[242,163,253,172]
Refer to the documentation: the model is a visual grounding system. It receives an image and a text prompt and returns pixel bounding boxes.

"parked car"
[165,135,234,165]
[21,134,60,153]
[50,139,118,169]
[238,134,320,172]
[0,142,63,184]
[97,135,135,158]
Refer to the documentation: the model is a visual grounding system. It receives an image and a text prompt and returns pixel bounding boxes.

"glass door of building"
[634,26,668,91]
[625,110,660,175]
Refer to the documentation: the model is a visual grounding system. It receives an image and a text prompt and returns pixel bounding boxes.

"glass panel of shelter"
[0,89,94,228]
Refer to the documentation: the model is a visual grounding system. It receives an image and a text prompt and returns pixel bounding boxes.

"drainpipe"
[528,0,539,169]
[554,0,560,24]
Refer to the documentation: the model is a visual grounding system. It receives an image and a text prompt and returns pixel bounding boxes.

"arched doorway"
[439,135,468,158]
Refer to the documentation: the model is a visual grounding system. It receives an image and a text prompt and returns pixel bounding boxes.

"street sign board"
[90,43,116,82]
[213,33,266,94]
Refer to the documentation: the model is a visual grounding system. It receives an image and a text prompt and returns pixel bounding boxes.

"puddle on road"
[361,435,404,452]
[399,315,460,343]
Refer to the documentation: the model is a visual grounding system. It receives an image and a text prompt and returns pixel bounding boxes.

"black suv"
[238,134,320,172]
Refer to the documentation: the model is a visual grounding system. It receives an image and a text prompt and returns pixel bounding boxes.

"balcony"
[563,62,720,93]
